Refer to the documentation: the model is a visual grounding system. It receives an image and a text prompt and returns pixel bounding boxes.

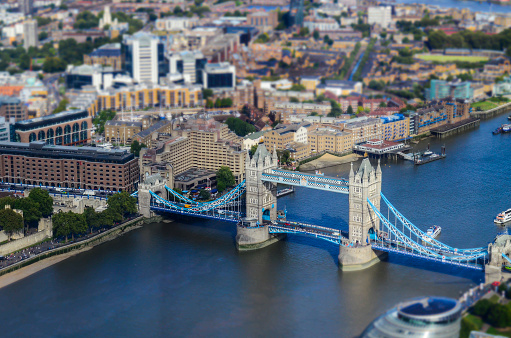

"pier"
[430,118,480,138]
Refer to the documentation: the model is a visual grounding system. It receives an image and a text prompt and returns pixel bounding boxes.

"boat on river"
[422,225,441,242]
[494,208,511,225]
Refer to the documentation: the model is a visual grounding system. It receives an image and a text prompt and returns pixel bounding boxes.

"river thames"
[0,114,510,337]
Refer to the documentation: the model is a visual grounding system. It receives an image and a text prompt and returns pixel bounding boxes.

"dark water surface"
[0,115,510,337]
[394,0,511,13]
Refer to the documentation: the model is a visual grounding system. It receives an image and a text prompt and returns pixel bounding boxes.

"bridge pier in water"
[236,144,283,250]
[339,159,387,271]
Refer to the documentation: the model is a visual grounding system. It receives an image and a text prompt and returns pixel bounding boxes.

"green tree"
[250,144,258,155]
[0,208,23,240]
[92,109,116,133]
[347,105,354,114]
[206,99,214,109]
[53,98,69,114]
[13,198,41,228]
[53,211,73,242]
[73,11,99,29]
[379,102,387,107]
[313,30,320,40]
[42,56,67,73]
[199,189,211,200]
[290,97,299,103]
[472,299,492,318]
[38,31,48,41]
[225,117,255,137]
[328,100,342,117]
[28,188,53,217]
[202,88,213,100]
[220,97,233,107]
[216,166,235,192]
[107,192,137,220]
[130,140,147,156]
[487,304,511,328]
[299,27,309,36]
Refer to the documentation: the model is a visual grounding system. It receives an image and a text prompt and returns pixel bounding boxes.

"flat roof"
[0,141,135,164]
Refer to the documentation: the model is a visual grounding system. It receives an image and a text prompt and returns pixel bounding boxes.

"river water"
[0,115,510,337]
[394,0,511,13]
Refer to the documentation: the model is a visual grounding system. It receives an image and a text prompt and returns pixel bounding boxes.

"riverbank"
[0,215,152,289]
[299,153,359,171]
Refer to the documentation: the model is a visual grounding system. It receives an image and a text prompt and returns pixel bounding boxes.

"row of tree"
[205,98,233,109]
[427,28,511,56]
[0,188,53,239]
[225,117,256,137]
[53,192,137,242]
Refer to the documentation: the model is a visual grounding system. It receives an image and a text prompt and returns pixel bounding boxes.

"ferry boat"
[423,150,433,156]
[494,208,511,225]
[423,225,441,242]
[503,124,511,133]
[508,115,511,121]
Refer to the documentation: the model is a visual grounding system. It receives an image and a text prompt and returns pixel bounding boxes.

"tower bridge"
[137,144,510,282]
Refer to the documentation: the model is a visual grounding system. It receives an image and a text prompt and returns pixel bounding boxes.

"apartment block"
[105,120,143,145]
[308,129,353,154]
[0,141,139,191]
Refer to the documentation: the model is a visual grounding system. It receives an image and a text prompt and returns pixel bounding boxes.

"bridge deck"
[262,169,349,194]
[269,220,348,245]
[150,205,241,223]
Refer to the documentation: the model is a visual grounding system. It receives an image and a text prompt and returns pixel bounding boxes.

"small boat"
[493,128,502,135]
[423,225,441,242]
[423,150,433,156]
[494,208,511,225]
[507,115,511,121]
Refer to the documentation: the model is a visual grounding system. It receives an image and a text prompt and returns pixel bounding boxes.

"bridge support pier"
[338,245,387,271]
[235,220,284,251]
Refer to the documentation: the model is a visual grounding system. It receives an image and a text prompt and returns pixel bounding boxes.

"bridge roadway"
[269,220,348,245]
[261,169,349,194]
[370,241,484,270]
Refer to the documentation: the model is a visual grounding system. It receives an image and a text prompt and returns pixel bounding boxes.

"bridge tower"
[236,144,281,250]
[338,158,387,270]
[138,174,167,218]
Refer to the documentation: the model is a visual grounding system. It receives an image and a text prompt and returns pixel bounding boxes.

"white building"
[243,131,266,150]
[155,17,198,31]
[168,51,206,84]
[23,20,38,48]
[123,33,167,84]
[99,6,119,29]
[303,17,340,31]
[368,6,392,28]
[202,63,236,90]
[0,117,12,142]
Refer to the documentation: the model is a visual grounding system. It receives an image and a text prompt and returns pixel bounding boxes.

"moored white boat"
[494,208,511,225]
[423,225,441,242]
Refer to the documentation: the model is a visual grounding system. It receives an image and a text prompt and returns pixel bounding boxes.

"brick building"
[0,141,139,191]
[13,110,92,146]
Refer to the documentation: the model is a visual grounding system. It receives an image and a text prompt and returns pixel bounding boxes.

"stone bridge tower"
[485,234,511,283]
[348,158,382,244]
[138,174,167,218]
[244,144,278,224]
[236,144,281,250]
[339,159,386,271]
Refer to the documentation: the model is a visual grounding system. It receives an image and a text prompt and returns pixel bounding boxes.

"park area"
[471,97,510,111]
[415,54,489,63]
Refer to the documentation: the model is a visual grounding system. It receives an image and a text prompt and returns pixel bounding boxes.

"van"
[83,190,95,196]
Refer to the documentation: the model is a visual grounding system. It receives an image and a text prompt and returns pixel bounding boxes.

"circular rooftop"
[397,297,460,322]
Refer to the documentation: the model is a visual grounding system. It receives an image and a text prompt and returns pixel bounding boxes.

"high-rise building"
[0,117,12,142]
[202,63,236,90]
[368,6,392,28]
[425,80,474,101]
[168,51,207,84]
[19,0,33,16]
[123,33,169,84]
[23,20,38,48]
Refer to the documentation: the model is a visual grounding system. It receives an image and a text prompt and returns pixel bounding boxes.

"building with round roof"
[361,296,462,338]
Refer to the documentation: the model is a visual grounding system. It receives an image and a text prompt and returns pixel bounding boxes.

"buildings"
[84,43,123,70]
[303,17,340,31]
[368,6,393,28]
[81,82,202,116]
[104,120,143,145]
[246,11,278,31]
[19,0,33,16]
[13,109,92,146]
[0,117,11,142]
[354,139,406,156]
[202,63,236,90]
[414,98,471,134]
[0,141,139,191]
[425,80,475,101]
[343,117,384,144]
[361,297,462,337]
[380,114,410,141]
[155,17,198,31]
[123,33,169,84]
[493,75,511,96]
[264,122,311,150]
[65,64,126,90]
[23,20,38,49]
[133,119,173,148]
[168,51,208,84]
[308,129,353,154]
[0,96,28,122]
[141,118,246,185]
[316,80,363,97]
